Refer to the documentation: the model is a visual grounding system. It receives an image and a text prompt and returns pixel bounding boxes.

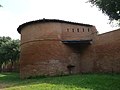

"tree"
[89,0,120,24]
[0,37,11,46]
[0,36,20,72]
[0,37,11,70]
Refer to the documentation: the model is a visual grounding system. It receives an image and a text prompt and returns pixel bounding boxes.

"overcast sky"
[0,0,119,39]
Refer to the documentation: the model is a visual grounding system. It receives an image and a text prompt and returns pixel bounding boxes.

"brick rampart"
[18,19,120,79]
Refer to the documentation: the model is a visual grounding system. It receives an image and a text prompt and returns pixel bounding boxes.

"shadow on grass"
[0,73,120,90]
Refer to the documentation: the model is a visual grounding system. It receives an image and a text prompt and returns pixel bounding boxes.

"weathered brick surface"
[20,22,95,78]
[61,23,97,40]
[20,41,81,78]
[18,20,120,79]
[94,29,120,73]
[79,29,120,73]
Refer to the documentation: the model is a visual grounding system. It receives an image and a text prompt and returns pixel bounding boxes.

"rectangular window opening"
[83,28,84,32]
[77,29,79,32]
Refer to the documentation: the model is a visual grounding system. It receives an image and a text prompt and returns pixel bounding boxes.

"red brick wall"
[19,20,120,79]
[20,22,90,78]
[20,40,81,78]
[78,29,120,73]
[61,23,97,40]
[94,29,120,73]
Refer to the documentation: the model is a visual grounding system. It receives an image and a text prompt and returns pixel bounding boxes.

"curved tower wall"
[18,19,120,79]
[19,21,97,79]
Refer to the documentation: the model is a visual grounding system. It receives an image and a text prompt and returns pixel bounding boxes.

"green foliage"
[0,36,20,70]
[89,0,120,24]
[0,37,11,46]
[0,73,120,90]
[0,37,11,66]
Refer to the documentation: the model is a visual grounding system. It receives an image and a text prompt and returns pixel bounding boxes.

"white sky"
[0,0,119,39]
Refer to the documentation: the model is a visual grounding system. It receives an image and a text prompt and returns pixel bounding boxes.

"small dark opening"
[67,29,69,32]
[72,29,74,32]
[83,28,84,32]
[88,28,89,32]
[67,64,75,74]
[77,28,79,32]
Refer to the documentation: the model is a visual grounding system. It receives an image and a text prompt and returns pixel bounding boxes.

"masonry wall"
[61,23,97,40]
[79,29,120,73]
[78,41,96,73]
[93,29,120,73]
[19,20,120,79]
[20,23,62,44]
[20,22,86,78]
[21,41,82,78]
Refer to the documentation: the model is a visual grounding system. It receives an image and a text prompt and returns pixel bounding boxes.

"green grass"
[0,73,120,90]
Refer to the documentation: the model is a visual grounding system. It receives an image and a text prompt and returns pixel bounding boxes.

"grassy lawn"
[0,73,120,90]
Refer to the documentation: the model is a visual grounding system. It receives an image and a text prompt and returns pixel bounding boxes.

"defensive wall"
[17,19,120,79]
